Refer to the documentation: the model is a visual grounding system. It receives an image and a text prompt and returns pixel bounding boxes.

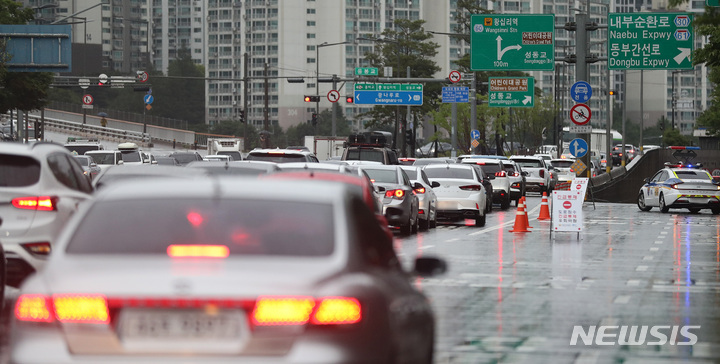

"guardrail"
[2,113,149,144]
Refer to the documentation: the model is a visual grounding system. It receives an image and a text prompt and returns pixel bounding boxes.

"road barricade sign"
[552,191,584,232]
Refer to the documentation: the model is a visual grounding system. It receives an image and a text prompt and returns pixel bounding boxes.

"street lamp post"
[316,41,350,135]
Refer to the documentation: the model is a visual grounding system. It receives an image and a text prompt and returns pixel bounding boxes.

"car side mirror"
[117,160,124,165]
[151,160,158,165]
[487,175,495,180]
[90,163,97,167]
[413,256,447,277]
[431,181,440,188]
[413,182,423,189]
[522,171,529,176]
[643,177,650,183]
[376,186,386,192]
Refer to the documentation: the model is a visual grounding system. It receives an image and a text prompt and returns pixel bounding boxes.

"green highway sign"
[470,14,555,71]
[354,83,423,91]
[707,0,719,6]
[608,13,693,70]
[355,67,378,76]
[488,77,534,108]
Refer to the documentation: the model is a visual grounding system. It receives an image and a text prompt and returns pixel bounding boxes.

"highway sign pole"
[576,10,591,178]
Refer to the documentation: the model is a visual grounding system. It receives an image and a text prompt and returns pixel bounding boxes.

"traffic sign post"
[570,103,591,125]
[488,77,534,107]
[442,87,469,103]
[570,81,592,103]
[354,84,423,106]
[608,13,693,70]
[354,67,378,76]
[471,14,555,71]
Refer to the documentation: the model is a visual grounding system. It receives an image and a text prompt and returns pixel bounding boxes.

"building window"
[307,58,316,63]
[307,33,316,39]
[307,8,316,14]
[307,20,316,26]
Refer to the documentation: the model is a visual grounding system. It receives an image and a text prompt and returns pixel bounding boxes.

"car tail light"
[414,187,426,194]
[15,295,53,323]
[311,297,361,325]
[509,171,519,177]
[511,182,521,189]
[539,169,545,178]
[384,189,405,199]
[15,294,110,324]
[459,185,483,191]
[11,196,57,211]
[167,245,230,258]
[21,242,51,256]
[53,294,110,324]
[495,171,507,177]
[252,296,316,326]
[619,153,623,156]
[570,168,575,172]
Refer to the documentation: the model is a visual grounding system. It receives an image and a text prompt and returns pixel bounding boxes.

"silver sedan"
[423,163,488,227]
[359,165,421,235]
[400,165,439,230]
[11,177,447,363]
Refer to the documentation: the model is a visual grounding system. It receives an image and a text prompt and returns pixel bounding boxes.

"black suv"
[341,131,399,165]
[611,144,637,166]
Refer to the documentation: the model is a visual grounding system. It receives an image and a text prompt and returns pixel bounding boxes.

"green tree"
[152,47,205,124]
[0,0,54,114]
[210,121,260,151]
[663,127,692,146]
[361,19,441,131]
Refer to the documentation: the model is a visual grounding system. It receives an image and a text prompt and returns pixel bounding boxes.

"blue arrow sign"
[144,94,154,105]
[353,90,423,105]
[471,129,480,140]
[569,138,588,158]
[442,87,470,103]
[570,81,592,103]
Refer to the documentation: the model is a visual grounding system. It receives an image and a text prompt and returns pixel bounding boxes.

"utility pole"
[406,66,412,157]
[263,62,269,148]
[243,52,249,150]
[469,73,478,155]
[332,74,338,137]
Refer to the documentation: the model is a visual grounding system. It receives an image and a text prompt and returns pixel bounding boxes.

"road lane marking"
[655,240,664,244]
[469,205,541,236]
[419,245,435,250]
[649,247,659,251]
[643,255,654,261]
[627,279,641,286]
[445,238,459,242]
[614,295,631,304]
[636,265,648,271]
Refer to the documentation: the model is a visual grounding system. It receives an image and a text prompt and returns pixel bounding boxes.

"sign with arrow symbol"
[471,14,555,71]
[569,138,589,158]
[488,77,535,108]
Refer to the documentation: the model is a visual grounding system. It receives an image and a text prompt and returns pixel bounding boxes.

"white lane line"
[444,238,459,243]
[649,247,659,252]
[469,204,542,236]
[660,231,668,234]
[636,265,648,271]
[655,240,664,244]
[643,256,654,261]
[419,245,435,250]
[627,279,641,286]
[614,295,631,304]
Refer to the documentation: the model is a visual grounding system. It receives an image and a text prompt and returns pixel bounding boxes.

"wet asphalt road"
[1,196,718,363]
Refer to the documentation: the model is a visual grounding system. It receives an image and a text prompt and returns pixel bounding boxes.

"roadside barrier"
[509,198,531,233]
[538,192,551,221]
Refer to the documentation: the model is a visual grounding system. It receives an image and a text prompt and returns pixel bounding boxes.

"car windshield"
[425,167,473,180]
[65,145,101,155]
[73,156,92,167]
[0,154,40,187]
[363,169,398,183]
[66,199,334,257]
[675,170,712,181]
[120,150,142,162]
[171,153,199,164]
[551,160,574,168]
[217,151,242,161]
[513,159,544,168]
[247,153,307,163]
[87,152,118,165]
[344,149,385,163]
[478,164,502,174]
[155,157,177,166]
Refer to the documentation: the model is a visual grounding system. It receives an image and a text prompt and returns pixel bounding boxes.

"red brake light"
[414,187,426,194]
[53,294,110,324]
[539,169,545,178]
[384,189,405,199]
[167,245,230,258]
[311,297,361,325]
[15,295,53,322]
[12,196,56,211]
[475,162,486,165]
[21,242,51,256]
[459,185,483,191]
[495,171,507,177]
[252,296,315,326]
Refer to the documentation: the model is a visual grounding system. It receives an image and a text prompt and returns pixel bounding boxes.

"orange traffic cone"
[521,196,533,228]
[538,192,551,221]
[509,198,530,233]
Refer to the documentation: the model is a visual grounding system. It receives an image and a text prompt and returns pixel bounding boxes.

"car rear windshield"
[0,154,41,187]
[551,161,574,168]
[478,164,502,174]
[171,153,199,164]
[247,153,307,163]
[88,152,118,165]
[66,199,335,256]
[425,167,473,180]
[513,159,544,168]
[121,151,142,163]
[675,171,711,181]
[73,156,93,167]
[363,169,398,183]
[344,148,385,163]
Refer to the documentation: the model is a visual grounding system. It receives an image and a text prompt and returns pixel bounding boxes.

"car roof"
[0,141,68,155]
[510,155,543,160]
[250,148,314,156]
[424,163,473,170]
[461,158,503,165]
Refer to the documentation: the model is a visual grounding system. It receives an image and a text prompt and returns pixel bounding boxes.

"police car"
[637,162,720,214]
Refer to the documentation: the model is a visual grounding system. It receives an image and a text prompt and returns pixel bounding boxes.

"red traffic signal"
[346,96,354,103]
[304,95,320,102]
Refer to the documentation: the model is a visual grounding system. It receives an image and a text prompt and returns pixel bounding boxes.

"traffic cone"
[509,198,530,233]
[521,196,533,228]
[538,192,551,221]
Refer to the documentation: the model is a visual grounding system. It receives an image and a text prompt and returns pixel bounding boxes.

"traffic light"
[346,96,354,103]
[239,110,245,123]
[311,113,318,126]
[304,95,320,102]
[608,90,616,96]
[404,129,414,144]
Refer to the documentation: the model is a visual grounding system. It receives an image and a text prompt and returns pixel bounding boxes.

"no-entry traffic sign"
[570,103,591,125]
[82,94,93,105]
[449,70,462,83]
[327,90,340,103]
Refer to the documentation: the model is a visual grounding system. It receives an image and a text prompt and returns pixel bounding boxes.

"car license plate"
[119,308,244,339]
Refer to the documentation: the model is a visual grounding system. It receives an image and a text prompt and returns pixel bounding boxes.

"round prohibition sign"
[82,94,93,105]
[449,70,462,83]
[570,103,591,125]
[327,90,340,103]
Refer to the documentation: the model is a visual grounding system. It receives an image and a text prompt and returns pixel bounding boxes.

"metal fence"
[48,101,190,130]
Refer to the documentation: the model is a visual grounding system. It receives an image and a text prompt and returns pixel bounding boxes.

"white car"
[510,156,551,193]
[400,165,440,230]
[204,154,233,162]
[549,158,576,182]
[84,150,123,171]
[423,163,487,226]
[459,158,512,210]
[118,142,144,165]
[637,166,720,214]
